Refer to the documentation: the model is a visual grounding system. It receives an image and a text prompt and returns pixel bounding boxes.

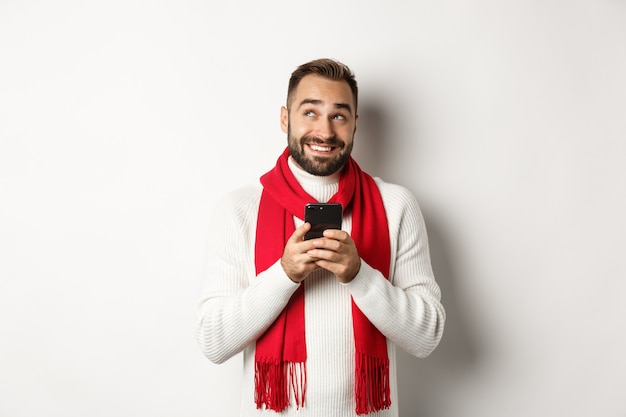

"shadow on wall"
[351,102,388,176]
[355,99,483,417]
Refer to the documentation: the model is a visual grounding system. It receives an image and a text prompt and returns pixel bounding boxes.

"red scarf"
[254,148,391,414]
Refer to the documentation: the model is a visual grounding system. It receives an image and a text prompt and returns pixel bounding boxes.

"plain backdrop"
[1,1,625,416]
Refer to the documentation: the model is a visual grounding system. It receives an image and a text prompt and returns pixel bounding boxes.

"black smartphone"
[304,203,343,240]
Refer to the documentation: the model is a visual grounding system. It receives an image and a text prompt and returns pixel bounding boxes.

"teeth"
[310,144,332,152]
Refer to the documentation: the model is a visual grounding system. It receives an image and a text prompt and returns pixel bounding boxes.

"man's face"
[281,74,358,176]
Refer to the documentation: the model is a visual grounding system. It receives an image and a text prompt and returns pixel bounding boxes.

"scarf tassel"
[355,351,391,415]
[254,359,307,411]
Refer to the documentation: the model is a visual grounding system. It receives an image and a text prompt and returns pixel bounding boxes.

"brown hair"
[286,58,358,112]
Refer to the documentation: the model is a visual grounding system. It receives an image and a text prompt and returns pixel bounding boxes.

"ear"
[353,113,358,135]
[280,106,289,134]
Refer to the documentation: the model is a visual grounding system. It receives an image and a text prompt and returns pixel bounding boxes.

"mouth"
[304,140,343,157]
[308,143,336,153]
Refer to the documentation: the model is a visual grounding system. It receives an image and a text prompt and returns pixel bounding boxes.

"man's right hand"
[280,223,320,283]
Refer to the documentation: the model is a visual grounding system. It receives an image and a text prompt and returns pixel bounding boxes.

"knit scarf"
[254,148,391,415]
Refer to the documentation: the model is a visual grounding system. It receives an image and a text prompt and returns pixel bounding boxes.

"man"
[196,58,445,416]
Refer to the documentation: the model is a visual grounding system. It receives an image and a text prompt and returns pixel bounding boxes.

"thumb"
[290,222,311,242]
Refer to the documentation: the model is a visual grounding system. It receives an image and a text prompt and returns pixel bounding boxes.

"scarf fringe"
[355,351,391,415]
[254,359,307,411]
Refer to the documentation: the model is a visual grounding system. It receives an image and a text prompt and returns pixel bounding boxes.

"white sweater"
[196,158,445,417]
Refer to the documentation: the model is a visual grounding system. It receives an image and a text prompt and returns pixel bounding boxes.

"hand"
[306,229,361,283]
[280,223,321,283]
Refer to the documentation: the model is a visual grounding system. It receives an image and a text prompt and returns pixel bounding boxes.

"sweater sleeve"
[195,185,300,364]
[344,182,445,358]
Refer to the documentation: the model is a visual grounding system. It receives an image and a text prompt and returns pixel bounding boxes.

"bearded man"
[196,58,445,417]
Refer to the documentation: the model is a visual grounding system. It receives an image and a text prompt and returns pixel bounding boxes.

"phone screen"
[304,203,343,240]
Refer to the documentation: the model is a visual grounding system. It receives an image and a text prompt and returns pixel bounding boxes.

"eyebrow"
[297,98,353,114]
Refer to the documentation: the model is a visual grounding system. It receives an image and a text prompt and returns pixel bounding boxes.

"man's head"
[281,58,359,176]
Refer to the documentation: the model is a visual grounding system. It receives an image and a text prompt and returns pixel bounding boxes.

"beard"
[287,129,353,177]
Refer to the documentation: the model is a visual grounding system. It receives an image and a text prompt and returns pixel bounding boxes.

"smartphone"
[304,203,343,240]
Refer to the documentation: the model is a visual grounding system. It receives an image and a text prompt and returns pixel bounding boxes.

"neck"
[288,157,341,203]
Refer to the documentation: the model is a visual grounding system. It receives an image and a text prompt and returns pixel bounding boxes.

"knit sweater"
[196,158,445,417]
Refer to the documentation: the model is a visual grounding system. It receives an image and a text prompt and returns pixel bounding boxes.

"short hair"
[286,58,358,112]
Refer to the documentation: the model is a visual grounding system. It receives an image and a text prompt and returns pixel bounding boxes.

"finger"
[310,236,342,252]
[322,228,349,242]
[289,222,312,243]
[307,248,340,262]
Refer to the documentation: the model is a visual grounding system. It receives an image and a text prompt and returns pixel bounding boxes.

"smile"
[309,144,334,152]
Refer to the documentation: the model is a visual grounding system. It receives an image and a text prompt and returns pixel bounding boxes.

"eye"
[304,110,315,117]
[333,114,347,120]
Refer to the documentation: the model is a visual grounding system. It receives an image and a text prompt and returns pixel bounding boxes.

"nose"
[314,117,334,140]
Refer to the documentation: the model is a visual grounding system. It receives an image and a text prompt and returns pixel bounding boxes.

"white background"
[1,1,625,416]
